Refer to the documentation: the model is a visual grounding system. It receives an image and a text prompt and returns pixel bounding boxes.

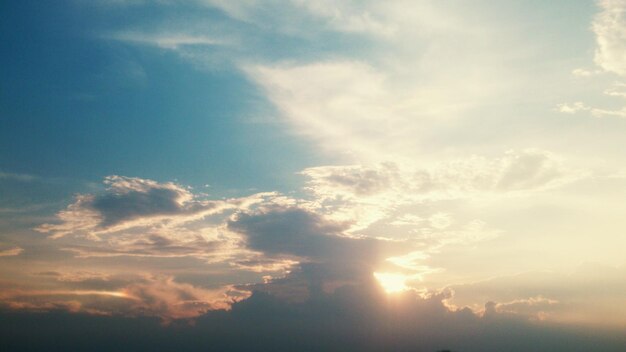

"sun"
[373,272,409,293]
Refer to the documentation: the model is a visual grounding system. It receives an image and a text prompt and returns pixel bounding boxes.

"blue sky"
[1,0,327,196]
[2,1,626,350]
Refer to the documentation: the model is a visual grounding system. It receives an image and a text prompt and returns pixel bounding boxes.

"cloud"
[4,272,626,352]
[246,61,395,160]
[228,207,409,271]
[559,1,626,119]
[91,176,197,227]
[302,162,401,197]
[0,246,23,257]
[0,273,248,322]
[493,296,559,321]
[225,205,454,305]
[571,68,601,77]
[593,0,626,77]
[298,150,575,239]
[123,276,248,321]
[0,171,37,182]
[201,0,395,38]
[245,58,511,162]
[35,176,249,239]
[111,32,224,50]
[288,0,396,36]
[304,150,570,200]
[556,101,626,118]
[447,263,626,327]
[605,82,626,97]
[32,176,294,273]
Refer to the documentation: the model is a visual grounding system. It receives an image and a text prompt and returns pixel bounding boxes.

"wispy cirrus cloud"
[0,274,248,321]
[110,31,225,50]
[0,171,37,182]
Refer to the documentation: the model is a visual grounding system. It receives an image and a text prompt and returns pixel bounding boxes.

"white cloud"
[556,101,626,118]
[200,0,396,37]
[571,68,600,77]
[246,55,524,163]
[559,1,626,119]
[246,61,397,160]
[290,0,396,36]
[556,102,589,114]
[604,81,626,97]
[296,149,572,257]
[303,150,574,202]
[593,0,626,77]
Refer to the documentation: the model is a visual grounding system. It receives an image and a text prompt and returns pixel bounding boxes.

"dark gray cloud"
[227,207,421,303]
[228,207,407,270]
[92,187,188,227]
[87,176,211,229]
[34,175,242,243]
[3,277,626,352]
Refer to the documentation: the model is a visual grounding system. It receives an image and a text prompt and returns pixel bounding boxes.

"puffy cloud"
[299,150,574,240]
[89,176,196,228]
[35,176,264,240]
[30,177,305,291]
[303,150,572,202]
[228,207,409,269]
[226,206,446,304]
[302,162,400,197]
[593,0,626,77]
[556,101,626,118]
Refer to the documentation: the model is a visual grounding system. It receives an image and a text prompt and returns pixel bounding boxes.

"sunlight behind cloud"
[373,272,409,293]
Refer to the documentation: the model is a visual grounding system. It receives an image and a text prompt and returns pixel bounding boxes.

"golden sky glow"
[374,272,410,294]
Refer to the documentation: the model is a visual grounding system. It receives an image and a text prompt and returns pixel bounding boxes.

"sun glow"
[373,272,409,293]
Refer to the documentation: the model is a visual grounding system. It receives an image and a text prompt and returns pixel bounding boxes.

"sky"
[1,1,626,351]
